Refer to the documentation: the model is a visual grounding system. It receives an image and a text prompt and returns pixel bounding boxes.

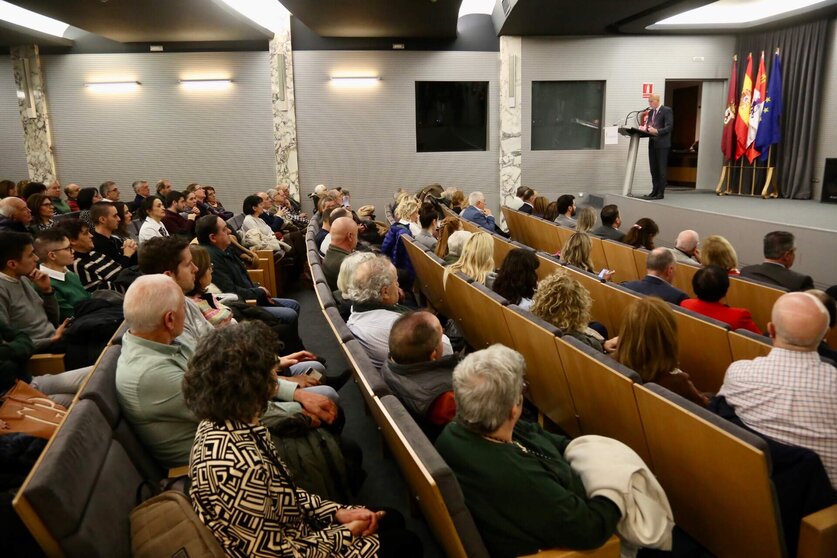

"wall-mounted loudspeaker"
[822,158,837,204]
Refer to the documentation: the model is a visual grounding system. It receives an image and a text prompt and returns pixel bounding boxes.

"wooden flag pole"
[737,158,744,194]
[750,158,757,195]
[715,165,728,195]
[760,145,778,198]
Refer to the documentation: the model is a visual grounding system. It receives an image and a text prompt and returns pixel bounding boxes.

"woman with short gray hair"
[436,344,620,557]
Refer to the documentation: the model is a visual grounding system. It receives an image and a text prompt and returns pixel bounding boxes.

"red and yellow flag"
[745,52,768,163]
[734,53,753,160]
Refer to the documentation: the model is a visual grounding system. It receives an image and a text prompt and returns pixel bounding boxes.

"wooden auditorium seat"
[501,304,580,437]
[671,261,699,298]
[600,240,640,283]
[402,236,448,314]
[725,276,785,333]
[728,328,772,362]
[669,304,733,393]
[554,336,652,466]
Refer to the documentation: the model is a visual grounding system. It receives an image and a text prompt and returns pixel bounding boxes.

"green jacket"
[436,420,620,557]
[49,269,91,321]
[0,321,35,391]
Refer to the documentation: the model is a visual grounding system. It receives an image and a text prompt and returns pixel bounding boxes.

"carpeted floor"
[291,281,443,558]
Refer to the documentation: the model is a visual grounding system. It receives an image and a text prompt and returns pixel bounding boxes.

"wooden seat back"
[601,240,640,283]
[444,272,512,350]
[633,383,786,558]
[672,261,699,298]
[670,305,733,392]
[554,225,574,251]
[535,253,562,281]
[555,336,651,465]
[528,216,563,255]
[728,329,772,362]
[632,248,649,282]
[403,236,448,314]
[561,265,618,337]
[599,283,641,339]
[726,277,785,333]
[501,305,580,437]
[588,235,608,273]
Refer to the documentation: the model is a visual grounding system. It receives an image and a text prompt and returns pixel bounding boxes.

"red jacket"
[681,298,762,334]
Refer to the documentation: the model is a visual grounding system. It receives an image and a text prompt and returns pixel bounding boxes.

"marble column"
[10,45,57,183]
[269,14,301,201]
[499,36,523,224]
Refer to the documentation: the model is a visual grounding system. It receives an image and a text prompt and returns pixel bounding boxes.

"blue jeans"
[262,297,300,324]
[288,361,339,403]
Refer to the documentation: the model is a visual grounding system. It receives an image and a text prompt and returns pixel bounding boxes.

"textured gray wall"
[0,58,29,182]
[521,34,736,199]
[292,50,500,215]
[813,19,836,201]
[39,52,275,210]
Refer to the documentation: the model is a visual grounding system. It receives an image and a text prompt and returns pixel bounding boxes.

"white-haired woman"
[435,344,620,557]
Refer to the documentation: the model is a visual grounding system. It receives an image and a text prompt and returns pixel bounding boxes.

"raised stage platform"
[585,189,836,288]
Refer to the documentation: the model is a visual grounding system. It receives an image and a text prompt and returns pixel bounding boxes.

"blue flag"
[755,51,782,161]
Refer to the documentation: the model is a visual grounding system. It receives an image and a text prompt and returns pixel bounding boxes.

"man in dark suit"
[641,94,673,200]
[622,247,688,305]
[518,188,536,215]
[591,204,625,242]
[740,231,814,292]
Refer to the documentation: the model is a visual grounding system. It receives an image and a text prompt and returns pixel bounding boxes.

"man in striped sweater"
[63,219,126,293]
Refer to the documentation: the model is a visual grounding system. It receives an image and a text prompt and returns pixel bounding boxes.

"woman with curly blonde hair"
[700,235,740,275]
[561,232,594,272]
[531,269,610,352]
[444,231,496,287]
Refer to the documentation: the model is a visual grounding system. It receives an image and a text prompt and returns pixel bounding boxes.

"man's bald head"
[330,217,358,251]
[0,197,32,225]
[770,292,829,351]
[675,230,699,254]
[388,311,444,364]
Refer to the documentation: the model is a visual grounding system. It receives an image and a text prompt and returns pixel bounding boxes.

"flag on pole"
[745,51,767,163]
[735,53,753,160]
[721,55,738,162]
[755,49,783,161]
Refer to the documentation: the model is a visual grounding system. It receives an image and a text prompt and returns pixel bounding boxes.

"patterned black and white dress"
[190,419,380,558]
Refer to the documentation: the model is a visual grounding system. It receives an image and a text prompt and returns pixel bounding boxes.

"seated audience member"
[672,230,700,264]
[116,276,339,470]
[21,182,46,200]
[204,185,226,212]
[91,201,138,267]
[347,256,452,369]
[518,188,536,215]
[323,217,358,291]
[460,191,496,232]
[531,270,616,353]
[700,235,740,274]
[435,345,621,556]
[381,311,459,427]
[239,194,287,253]
[185,321,422,557]
[414,202,438,251]
[806,289,837,362]
[334,252,376,319]
[26,193,54,233]
[623,218,659,250]
[0,319,34,391]
[64,219,125,293]
[449,189,466,215]
[0,197,32,233]
[137,195,169,246]
[76,187,102,228]
[255,191,284,233]
[492,248,538,310]
[622,247,688,305]
[543,200,560,222]
[532,195,550,218]
[0,232,69,353]
[315,207,346,253]
[33,230,90,321]
[592,204,625,242]
[64,183,81,212]
[740,231,814,291]
[682,265,762,334]
[434,217,462,260]
[161,191,197,238]
[99,180,120,202]
[272,184,309,229]
[0,179,17,199]
[719,292,837,488]
[257,190,307,268]
[444,231,496,288]
[561,232,598,275]
[507,186,526,210]
[186,244,235,328]
[45,181,69,214]
[196,215,300,326]
[575,206,597,234]
[553,195,577,229]
[155,178,173,199]
[442,230,472,265]
[113,201,137,242]
[615,298,708,406]
[381,197,420,288]
[130,179,150,212]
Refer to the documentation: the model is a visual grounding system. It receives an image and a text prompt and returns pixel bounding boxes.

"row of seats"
[500,206,790,333]
[305,224,619,558]
[404,225,836,558]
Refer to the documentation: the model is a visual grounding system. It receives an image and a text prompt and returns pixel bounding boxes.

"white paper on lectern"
[604,126,619,145]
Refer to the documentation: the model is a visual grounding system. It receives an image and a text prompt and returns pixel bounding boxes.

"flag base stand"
[715,165,733,196]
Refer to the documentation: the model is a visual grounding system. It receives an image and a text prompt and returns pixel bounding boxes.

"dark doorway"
[665,80,702,188]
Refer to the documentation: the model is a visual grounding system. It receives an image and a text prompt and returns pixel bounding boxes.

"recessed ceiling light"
[459,0,496,18]
[651,0,832,29]
[0,0,70,37]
